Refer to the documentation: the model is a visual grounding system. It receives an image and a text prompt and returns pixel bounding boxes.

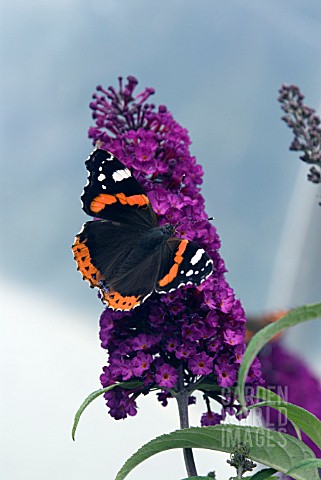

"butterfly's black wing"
[82,148,158,228]
[156,238,213,293]
[72,220,162,311]
[73,148,214,310]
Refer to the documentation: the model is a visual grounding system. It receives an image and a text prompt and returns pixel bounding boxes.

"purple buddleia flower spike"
[260,341,321,457]
[278,84,321,203]
[90,76,264,422]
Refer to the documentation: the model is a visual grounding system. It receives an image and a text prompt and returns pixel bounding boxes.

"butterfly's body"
[139,224,175,250]
[72,148,213,311]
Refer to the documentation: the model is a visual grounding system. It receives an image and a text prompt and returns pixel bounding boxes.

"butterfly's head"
[161,223,176,238]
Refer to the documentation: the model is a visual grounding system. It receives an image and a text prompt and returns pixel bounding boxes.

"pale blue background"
[1,1,321,479]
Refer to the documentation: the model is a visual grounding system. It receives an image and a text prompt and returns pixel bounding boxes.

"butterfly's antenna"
[170,174,186,232]
[179,174,186,192]
[174,215,215,233]
[172,173,186,198]
[173,174,215,230]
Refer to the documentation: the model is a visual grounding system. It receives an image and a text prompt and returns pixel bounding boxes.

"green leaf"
[251,386,321,450]
[71,380,143,440]
[248,468,277,479]
[251,400,304,440]
[285,458,321,476]
[252,477,276,480]
[181,477,213,479]
[246,477,277,480]
[237,302,321,407]
[254,387,302,438]
[242,477,276,480]
[115,425,318,480]
[196,383,226,392]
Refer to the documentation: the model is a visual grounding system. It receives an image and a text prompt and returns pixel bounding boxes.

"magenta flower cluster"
[260,342,321,457]
[89,76,263,422]
[279,84,321,188]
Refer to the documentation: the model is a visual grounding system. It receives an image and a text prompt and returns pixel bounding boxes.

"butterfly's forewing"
[156,238,213,293]
[82,148,157,228]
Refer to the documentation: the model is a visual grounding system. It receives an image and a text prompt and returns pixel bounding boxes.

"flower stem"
[176,366,197,477]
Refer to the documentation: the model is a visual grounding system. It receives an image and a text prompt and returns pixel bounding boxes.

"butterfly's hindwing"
[72,219,162,311]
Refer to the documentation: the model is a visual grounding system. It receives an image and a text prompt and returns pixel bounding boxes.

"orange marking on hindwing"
[158,240,188,287]
[102,291,141,310]
[72,237,102,287]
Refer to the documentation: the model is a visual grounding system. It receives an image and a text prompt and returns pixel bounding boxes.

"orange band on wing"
[90,193,149,213]
[72,237,102,287]
[90,194,117,212]
[174,239,188,263]
[102,291,141,310]
[115,193,149,206]
[158,240,188,287]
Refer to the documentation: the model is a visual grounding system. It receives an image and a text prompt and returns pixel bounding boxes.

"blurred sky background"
[1,1,321,479]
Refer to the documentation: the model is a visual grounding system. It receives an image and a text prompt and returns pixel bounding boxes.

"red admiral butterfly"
[72,148,213,311]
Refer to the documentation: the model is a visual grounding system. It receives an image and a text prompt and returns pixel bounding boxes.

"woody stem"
[176,365,197,477]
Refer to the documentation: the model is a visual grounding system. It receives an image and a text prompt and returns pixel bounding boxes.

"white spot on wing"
[155,262,213,295]
[190,248,205,265]
[98,173,106,182]
[112,168,132,182]
[186,270,194,277]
